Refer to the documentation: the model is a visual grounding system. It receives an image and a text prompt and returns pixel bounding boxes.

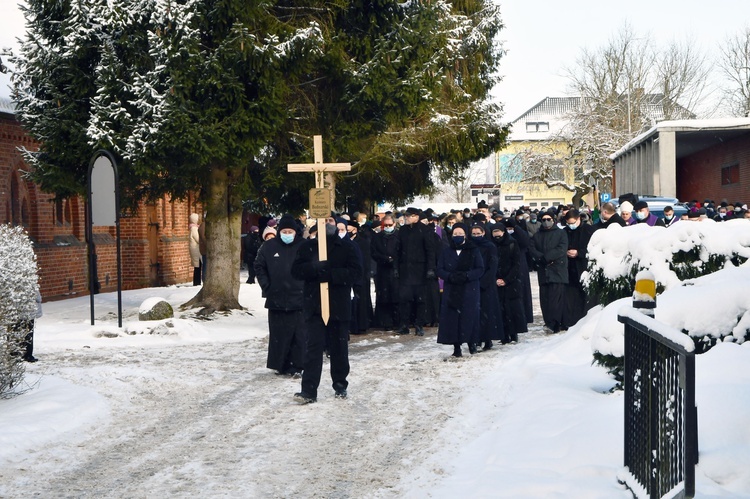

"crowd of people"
[245,196,748,403]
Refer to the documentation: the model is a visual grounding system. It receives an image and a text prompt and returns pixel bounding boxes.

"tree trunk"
[183,165,242,313]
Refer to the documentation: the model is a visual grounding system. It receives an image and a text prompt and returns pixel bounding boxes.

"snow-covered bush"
[0,224,39,398]
[583,220,750,306]
[583,220,750,383]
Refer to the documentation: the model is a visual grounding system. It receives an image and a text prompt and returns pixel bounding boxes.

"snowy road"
[2,295,557,498]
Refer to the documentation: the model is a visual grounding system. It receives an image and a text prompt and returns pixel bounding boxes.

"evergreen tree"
[13,0,507,311]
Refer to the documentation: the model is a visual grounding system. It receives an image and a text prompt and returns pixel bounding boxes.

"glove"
[534,256,547,268]
[449,272,468,284]
[312,261,330,279]
[426,269,436,280]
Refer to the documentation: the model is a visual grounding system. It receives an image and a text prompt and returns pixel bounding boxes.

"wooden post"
[288,135,351,324]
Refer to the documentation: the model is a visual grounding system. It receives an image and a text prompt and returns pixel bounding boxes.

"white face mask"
[338,231,347,239]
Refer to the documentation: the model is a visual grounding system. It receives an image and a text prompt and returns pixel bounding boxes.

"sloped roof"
[511,97,582,125]
[0,96,15,116]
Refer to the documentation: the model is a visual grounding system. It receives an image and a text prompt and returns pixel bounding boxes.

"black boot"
[396,325,410,335]
[468,343,478,355]
[452,344,462,357]
[482,340,493,351]
[415,325,424,336]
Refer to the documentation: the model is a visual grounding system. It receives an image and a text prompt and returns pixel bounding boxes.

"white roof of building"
[610,117,750,160]
[0,96,16,115]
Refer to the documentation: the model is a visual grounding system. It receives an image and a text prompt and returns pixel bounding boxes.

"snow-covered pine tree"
[13,0,507,311]
[0,225,39,398]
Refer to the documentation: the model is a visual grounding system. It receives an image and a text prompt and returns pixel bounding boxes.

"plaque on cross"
[288,135,351,324]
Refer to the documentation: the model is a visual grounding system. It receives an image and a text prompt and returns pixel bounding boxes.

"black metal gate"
[618,309,698,498]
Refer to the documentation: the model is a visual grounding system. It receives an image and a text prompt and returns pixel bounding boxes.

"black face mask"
[493,235,504,243]
[541,219,555,229]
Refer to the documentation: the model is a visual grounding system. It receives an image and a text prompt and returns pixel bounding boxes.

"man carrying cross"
[291,216,362,403]
[287,135,361,403]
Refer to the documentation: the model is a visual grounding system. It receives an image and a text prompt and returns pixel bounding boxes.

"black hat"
[477,200,488,209]
[633,200,649,211]
[309,223,318,234]
[473,212,487,223]
[348,219,359,229]
[688,210,701,219]
[503,217,517,228]
[452,222,469,234]
[491,223,505,232]
[277,214,297,232]
[405,206,421,216]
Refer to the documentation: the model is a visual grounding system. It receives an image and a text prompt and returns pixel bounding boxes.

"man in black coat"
[529,211,569,333]
[254,215,306,376]
[594,202,627,230]
[371,214,400,330]
[471,223,503,350]
[562,209,595,330]
[396,207,436,336]
[291,221,362,403]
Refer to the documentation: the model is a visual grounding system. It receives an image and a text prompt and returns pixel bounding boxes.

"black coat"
[494,233,521,299]
[371,230,400,303]
[563,223,595,284]
[243,232,262,265]
[254,236,304,311]
[474,237,503,341]
[510,226,534,323]
[291,235,363,322]
[436,241,484,345]
[529,226,569,285]
[398,223,436,285]
[594,213,627,230]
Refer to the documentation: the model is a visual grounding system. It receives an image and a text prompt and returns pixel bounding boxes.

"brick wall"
[1,113,200,301]
[677,133,750,204]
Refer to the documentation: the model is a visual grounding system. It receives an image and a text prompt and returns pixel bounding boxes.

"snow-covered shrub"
[583,220,750,306]
[584,220,750,383]
[0,224,39,398]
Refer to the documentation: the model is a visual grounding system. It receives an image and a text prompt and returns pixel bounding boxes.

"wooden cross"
[288,135,351,324]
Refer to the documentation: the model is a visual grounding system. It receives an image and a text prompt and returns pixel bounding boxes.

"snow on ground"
[1,270,749,498]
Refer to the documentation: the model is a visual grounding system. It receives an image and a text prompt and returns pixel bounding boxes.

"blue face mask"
[452,235,465,246]
[471,235,484,243]
[280,233,295,244]
[567,223,577,230]
[384,226,395,233]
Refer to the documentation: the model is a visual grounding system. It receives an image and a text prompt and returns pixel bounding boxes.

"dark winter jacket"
[371,229,400,303]
[398,222,436,285]
[436,239,484,345]
[594,212,627,230]
[254,236,305,310]
[493,232,521,300]
[243,232,262,265]
[473,236,503,342]
[563,222,595,285]
[291,235,363,322]
[529,225,569,285]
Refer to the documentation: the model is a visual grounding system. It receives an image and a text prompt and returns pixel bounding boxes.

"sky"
[2,0,750,117]
[1,219,750,496]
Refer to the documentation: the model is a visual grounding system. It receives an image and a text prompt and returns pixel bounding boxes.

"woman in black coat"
[436,223,484,357]
[504,217,534,324]
[254,215,306,375]
[470,223,503,350]
[491,224,527,342]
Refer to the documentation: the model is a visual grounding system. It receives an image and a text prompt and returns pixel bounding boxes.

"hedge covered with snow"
[0,224,39,397]
[582,219,750,382]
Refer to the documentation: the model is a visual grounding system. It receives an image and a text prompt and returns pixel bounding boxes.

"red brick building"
[611,118,750,204]
[1,98,200,301]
